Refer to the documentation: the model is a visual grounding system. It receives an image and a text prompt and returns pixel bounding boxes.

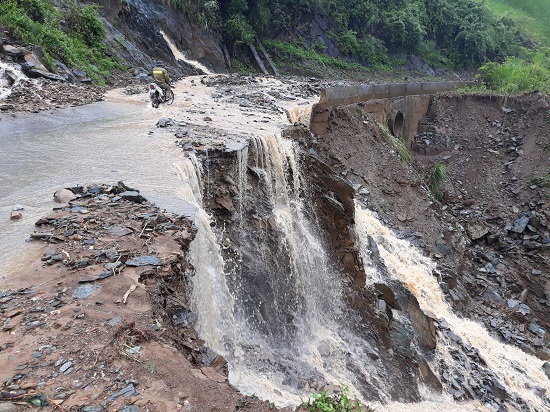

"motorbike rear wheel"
[165,89,174,105]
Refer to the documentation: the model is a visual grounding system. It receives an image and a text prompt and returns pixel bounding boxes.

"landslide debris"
[0,183,282,412]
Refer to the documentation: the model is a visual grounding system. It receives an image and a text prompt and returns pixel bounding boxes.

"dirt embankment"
[0,183,282,412]
[312,93,549,361]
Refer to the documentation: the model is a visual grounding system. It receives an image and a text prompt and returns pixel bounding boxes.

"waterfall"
[0,62,27,100]
[185,134,423,407]
[159,30,213,75]
[174,154,236,355]
[355,205,549,411]
[181,131,550,411]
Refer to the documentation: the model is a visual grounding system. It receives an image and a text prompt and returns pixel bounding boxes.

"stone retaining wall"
[311,81,475,147]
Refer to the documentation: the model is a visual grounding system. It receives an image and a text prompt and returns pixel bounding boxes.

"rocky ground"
[1,63,549,411]
[414,94,550,359]
[1,183,289,412]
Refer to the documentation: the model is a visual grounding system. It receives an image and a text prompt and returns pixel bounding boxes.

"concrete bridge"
[310,81,475,148]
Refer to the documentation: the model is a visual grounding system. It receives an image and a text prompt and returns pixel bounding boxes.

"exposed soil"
[1,71,549,412]
[0,183,286,412]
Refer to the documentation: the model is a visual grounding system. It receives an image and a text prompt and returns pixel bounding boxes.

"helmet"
[155,61,164,67]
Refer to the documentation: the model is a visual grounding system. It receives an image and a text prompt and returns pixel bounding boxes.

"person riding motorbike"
[151,62,171,99]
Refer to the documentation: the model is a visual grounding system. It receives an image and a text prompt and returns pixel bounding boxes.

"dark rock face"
[191,129,445,403]
[96,0,228,76]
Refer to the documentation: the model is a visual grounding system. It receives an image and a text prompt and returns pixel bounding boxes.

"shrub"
[531,173,550,187]
[300,386,374,412]
[378,122,412,164]
[224,13,255,46]
[0,0,122,82]
[428,162,449,202]
[478,52,550,93]
[65,1,106,47]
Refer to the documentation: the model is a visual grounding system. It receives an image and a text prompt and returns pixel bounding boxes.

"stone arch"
[388,110,404,138]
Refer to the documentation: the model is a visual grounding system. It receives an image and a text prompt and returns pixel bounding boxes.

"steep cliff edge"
[96,0,228,76]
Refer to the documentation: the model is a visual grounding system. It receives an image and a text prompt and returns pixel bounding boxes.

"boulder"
[23,53,47,72]
[510,216,529,234]
[54,188,76,203]
[26,68,65,81]
[119,191,146,203]
[467,219,490,240]
[2,44,24,56]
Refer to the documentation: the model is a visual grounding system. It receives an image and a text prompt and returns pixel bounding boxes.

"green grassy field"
[485,0,550,46]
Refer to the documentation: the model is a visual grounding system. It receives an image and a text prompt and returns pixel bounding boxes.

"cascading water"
[355,206,550,411]
[160,30,213,75]
[0,62,27,100]
[184,130,549,411]
[174,155,237,356]
[187,133,448,407]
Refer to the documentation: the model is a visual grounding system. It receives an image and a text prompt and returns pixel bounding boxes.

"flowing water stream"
[355,207,549,411]
[0,62,28,100]
[1,69,548,411]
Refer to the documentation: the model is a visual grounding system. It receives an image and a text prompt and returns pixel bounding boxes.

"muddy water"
[1,74,306,278]
[2,71,534,412]
[356,206,550,411]
[0,99,188,277]
[0,62,28,100]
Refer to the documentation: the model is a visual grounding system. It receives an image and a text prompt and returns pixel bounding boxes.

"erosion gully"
[1,72,548,412]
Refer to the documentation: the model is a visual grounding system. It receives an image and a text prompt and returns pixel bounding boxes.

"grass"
[485,0,550,46]
[477,52,550,94]
[0,0,123,83]
[143,361,158,374]
[377,122,412,164]
[263,39,374,78]
[531,173,550,187]
[428,163,449,202]
[300,386,374,412]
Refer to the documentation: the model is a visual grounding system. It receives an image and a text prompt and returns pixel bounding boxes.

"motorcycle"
[149,83,174,108]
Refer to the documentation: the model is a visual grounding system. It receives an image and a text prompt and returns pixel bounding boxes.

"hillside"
[1,0,547,84]
[485,0,550,46]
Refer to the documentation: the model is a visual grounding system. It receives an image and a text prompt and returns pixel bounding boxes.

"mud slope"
[416,93,550,359]
[311,93,549,360]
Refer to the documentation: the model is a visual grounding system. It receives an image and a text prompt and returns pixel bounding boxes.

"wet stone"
[516,304,531,315]
[125,256,161,266]
[59,361,73,373]
[120,406,139,412]
[529,322,545,336]
[119,191,146,203]
[156,117,174,127]
[107,316,122,327]
[508,216,529,233]
[107,383,135,401]
[72,284,99,299]
[107,226,133,237]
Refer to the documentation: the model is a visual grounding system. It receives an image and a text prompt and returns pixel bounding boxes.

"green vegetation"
[378,123,412,164]
[167,0,220,30]
[212,0,529,70]
[531,173,550,187]
[264,40,371,77]
[300,386,373,412]
[485,0,550,47]
[143,361,158,374]
[428,163,449,202]
[0,0,122,82]
[478,52,550,94]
